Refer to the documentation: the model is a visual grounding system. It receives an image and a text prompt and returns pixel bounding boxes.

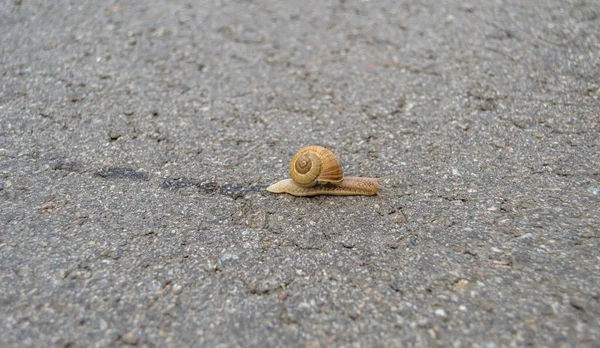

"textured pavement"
[1,0,599,346]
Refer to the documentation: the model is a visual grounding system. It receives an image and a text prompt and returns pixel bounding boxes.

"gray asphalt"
[1,0,599,346]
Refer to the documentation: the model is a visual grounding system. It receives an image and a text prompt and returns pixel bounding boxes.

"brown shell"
[289,146,344,187]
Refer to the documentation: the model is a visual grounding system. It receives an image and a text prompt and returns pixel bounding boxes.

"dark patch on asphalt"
[95,168,150,181]
[50,160,85,173]
[39,153,85,173]
[160,177,197,190]
[161,177,268,199]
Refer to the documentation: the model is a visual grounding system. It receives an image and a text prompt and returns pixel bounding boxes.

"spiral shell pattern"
[289,146,343,187]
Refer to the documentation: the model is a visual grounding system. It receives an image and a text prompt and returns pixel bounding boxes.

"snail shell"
[290,146,343,187]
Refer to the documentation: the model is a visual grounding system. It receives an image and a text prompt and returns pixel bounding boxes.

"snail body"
[267,146,382,197]
[267,177,381,196]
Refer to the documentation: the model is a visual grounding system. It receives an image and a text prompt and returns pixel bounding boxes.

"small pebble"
[98,318,108,331]
[150,280,162,292]
[456,122,470,130]
[121,332,138,345]
[342,241,355,248]
[587,187,600,196]
[454,279,470,292]
[172,283,183,295]
[435,309,447,317]
[220,252,239,262]
[517,233,534,241]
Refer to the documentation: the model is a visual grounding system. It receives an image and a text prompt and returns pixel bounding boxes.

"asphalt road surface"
[1,0,599,346]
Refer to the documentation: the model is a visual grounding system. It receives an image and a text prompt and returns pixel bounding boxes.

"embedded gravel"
[1,0,599,346]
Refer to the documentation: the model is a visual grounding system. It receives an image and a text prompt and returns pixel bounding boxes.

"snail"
[266,145,386,197]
